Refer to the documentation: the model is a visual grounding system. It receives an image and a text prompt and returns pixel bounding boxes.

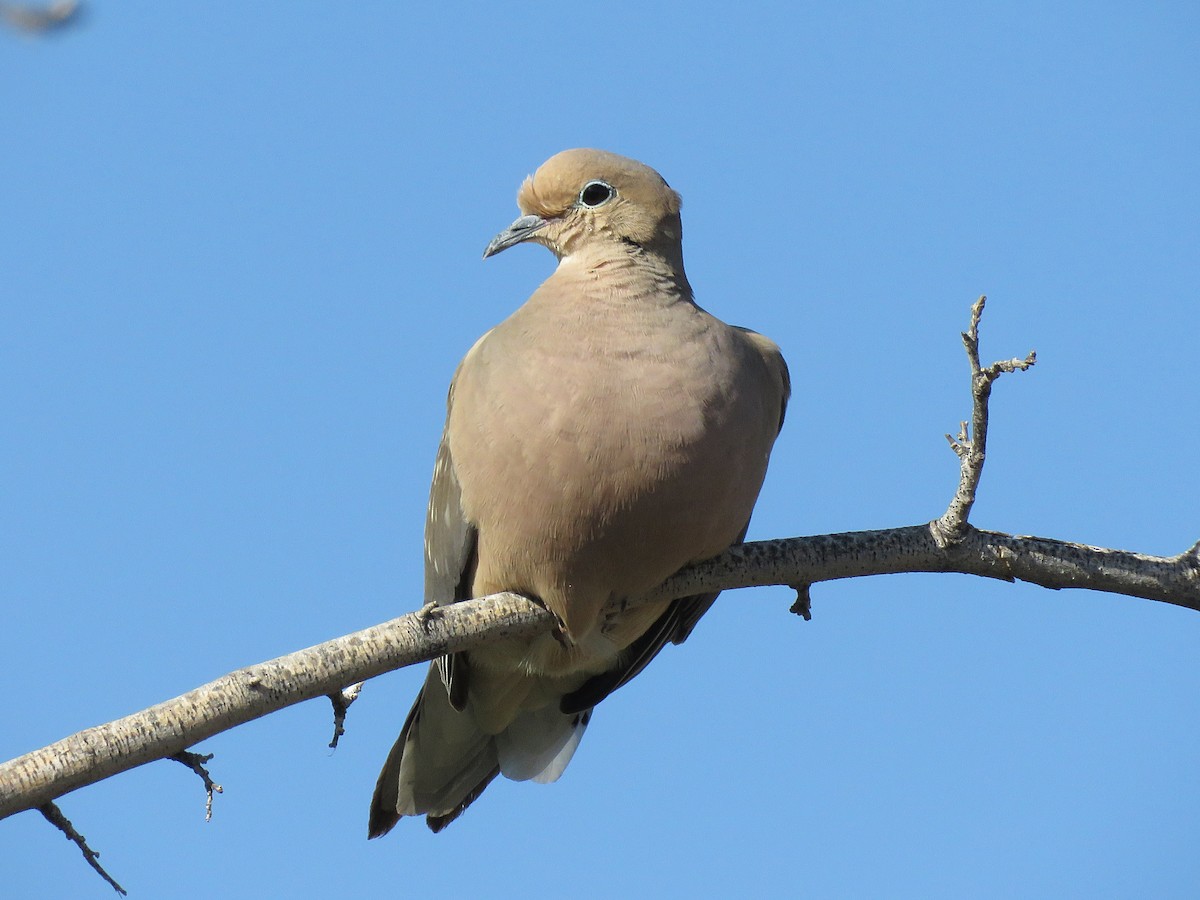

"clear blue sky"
[3,3,1197,897]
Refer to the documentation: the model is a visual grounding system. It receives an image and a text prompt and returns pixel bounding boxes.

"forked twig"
[936,295,1036,544]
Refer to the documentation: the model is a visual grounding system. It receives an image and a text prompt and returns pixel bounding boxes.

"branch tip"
[39,801,127,896]
[945,422,971,459]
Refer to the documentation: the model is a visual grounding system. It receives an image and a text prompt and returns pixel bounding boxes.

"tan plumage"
[369,149,790,836]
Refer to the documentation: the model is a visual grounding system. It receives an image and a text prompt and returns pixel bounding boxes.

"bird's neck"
[555,243,694,308]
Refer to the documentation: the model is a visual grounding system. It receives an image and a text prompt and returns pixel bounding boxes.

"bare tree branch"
[3,527,1195,824]
[0,590,553,821]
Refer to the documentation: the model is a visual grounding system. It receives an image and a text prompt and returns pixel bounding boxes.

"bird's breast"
[450,291,775,643]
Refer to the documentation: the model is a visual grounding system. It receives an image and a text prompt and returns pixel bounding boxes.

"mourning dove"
[368,149,790,836]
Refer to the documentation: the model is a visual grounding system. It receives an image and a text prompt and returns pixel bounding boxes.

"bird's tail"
[368,663,591,836]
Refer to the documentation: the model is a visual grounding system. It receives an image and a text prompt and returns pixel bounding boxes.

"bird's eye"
[579,180,615,208]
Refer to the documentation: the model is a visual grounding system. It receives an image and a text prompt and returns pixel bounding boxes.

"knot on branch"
[1180,541,1200,581]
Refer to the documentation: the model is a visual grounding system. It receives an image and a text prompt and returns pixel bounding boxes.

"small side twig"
[170,751,222,822]
[327,682,364,749]
[788,583,813,620]
[39,801,126,896]
[936,296,1036,545]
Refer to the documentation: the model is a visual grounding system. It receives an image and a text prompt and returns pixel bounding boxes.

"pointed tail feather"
[369,664,593,836]
[368,666,499,837]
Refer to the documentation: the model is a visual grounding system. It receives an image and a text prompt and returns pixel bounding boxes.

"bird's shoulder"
[730,324,790,394]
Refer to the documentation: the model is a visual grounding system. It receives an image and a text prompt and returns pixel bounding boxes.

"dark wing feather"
[426,384,479,710]
[558,521,753,716]
[559,588,720,715]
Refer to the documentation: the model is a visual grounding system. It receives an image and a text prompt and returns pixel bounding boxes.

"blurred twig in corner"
[0,0,84,36]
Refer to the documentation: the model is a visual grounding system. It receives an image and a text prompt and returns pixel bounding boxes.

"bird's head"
[483,149,684,263]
